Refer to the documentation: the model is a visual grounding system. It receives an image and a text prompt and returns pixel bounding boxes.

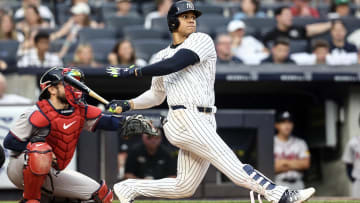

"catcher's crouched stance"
[3,67,158,203]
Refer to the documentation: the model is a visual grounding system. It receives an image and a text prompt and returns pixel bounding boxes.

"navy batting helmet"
[167,0,202,32]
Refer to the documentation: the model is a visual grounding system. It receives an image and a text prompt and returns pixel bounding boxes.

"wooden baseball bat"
[64,75,123,113]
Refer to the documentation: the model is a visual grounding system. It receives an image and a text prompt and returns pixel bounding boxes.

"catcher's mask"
[39,67,85,107]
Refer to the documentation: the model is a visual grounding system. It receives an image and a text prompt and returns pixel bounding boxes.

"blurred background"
[0,0,360,200]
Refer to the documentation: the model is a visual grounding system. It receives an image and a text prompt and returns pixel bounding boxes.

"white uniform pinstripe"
[114,33,287,202]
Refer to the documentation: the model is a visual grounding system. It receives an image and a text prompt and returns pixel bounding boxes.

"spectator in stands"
[16,5,50,43]
[261,37,295,64]
[0,14,24,42]
[108,39,147,66]
[263,6,331,47]
[50,2,103,42]
[329,20,357,54]
[215,33,243,65]
[290,0,320,18]
[0,73,32,104]
[14,0,55,28]
[116,0,139,17]
[274,111,310,190]
[124,132,177,180]
[144,0,172,29]
[70,44,102,68]
[227,20,268,65]
[233,0,266,20]
[17,32,63,68]
[329,0,351,18]
[291,39,330,65]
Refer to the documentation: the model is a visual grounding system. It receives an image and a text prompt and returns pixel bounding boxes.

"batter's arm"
[131,88,166,110]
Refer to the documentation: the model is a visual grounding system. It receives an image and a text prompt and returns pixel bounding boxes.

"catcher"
[3,67,158,203]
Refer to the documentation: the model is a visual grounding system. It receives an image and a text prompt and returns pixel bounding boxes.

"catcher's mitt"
[120,115,159,138]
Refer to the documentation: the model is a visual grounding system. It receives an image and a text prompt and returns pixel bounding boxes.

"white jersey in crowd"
[149,32,217,108]
[342,135,360,180]
[274,135,310,180]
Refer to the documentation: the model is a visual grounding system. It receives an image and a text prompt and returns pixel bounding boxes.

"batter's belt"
[170,105,216,113]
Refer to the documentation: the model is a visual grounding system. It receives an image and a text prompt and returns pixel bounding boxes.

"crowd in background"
[0,0,359,70]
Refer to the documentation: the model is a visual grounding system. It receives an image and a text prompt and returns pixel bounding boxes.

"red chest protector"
[29,100,101,170]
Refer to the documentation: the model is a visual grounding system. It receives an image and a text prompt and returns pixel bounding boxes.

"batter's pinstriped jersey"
[274,136,310,180]
[149,32,217,107]
[342,135,360,179]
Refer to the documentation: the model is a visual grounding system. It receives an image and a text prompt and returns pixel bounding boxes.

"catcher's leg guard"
[91,180,113,203]
[23,142,53,201]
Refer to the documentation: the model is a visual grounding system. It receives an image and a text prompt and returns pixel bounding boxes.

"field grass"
[1,201,360,203]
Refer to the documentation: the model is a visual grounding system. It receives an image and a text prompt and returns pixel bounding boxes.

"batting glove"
[106,65,142,78]
[107,100,132,114]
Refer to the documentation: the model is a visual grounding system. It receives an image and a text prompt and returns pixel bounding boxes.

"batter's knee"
[174,179,198,198]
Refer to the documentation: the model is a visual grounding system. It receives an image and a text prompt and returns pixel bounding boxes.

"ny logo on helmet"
[186,3,194,9]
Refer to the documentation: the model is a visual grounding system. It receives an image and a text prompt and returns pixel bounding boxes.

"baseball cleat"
[113,182,134,203]
[278,187,316,203]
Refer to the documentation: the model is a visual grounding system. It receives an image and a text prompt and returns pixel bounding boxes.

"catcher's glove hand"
[120,115,159,139]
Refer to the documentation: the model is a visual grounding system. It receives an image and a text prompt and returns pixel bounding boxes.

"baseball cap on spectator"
[227,20,246,33]
[334,0,349,5]
[276,111,293,123]
[71,2,90,15]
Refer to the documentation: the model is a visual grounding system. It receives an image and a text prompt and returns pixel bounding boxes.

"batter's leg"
[113,149,210,201]
[167,109,288,202]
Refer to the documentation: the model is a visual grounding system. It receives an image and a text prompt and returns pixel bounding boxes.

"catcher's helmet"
[167,0,202,32]
[39,67,85,106]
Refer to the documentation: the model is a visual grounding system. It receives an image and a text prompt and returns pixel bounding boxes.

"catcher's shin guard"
[92,180,113,203]
[23,142,53,201]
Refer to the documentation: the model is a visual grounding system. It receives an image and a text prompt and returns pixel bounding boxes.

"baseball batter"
[106,1,315,203]
[3,67,157,203]
[342,135,360,198]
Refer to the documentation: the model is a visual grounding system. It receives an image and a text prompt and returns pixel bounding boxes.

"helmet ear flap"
[168,16,180,32]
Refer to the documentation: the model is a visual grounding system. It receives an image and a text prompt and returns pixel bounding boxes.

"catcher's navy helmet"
[167,0,202,32]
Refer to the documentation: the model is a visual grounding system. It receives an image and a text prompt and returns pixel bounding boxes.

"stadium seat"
[141,2,156,16]
[242,18,276,32]
[89,39,118,64]
[106,16,144,38]
[290,40,309,54]
[196,4,224,16]
[197,15,231,35]
[0,40,19,65]
[78,28,117,42]
[151,17,169,32]
[123,26,169,40]
[132,39,170,61]
[50,40,78,53]
[292,17,326,26]
[341,17,360,34]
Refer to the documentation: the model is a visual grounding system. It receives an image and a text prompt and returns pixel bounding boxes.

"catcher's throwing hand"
[106,65,142,78]
[120,115,159,139]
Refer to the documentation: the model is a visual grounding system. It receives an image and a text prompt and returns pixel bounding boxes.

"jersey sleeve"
[342,137,355,164]
[10,106,37,142]
[298,139,310,159]
[182,33,216,62]
[150,76,165,92]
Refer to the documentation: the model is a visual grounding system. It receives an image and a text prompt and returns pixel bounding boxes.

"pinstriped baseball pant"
[116,109,286,201]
